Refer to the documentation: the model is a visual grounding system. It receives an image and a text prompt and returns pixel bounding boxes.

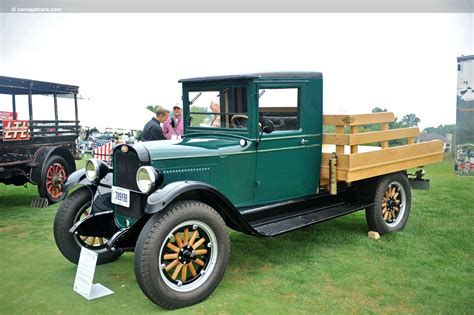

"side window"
[258,88,299,131]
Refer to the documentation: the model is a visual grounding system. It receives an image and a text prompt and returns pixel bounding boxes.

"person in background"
[210,101,221,128]
[142,107,170,141]
[162,104,184,139]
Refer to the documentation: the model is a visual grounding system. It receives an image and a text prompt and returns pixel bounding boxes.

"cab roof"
[0,76,79,95]
[179,72,323,83]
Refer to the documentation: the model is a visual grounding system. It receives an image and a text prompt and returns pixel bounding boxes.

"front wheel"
[134,200,230,309]
[53,186,122,265]
[365,172,412,235]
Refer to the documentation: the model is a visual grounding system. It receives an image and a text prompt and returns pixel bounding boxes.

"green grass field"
[0,159,472,314]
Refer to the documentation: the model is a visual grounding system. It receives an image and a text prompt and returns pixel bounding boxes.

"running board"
[249,202,367,237]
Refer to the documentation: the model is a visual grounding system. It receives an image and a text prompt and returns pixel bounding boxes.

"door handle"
[301,139,309,145]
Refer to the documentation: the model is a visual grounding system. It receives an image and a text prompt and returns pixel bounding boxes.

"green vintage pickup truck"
[54,72,443,309]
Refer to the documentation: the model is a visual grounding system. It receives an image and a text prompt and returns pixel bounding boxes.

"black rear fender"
[30,146,76,185]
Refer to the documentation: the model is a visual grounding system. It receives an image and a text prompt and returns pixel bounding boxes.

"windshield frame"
[183,81,253,137]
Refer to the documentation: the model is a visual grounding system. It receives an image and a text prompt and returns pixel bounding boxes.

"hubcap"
[159,220,218,292]
[382,181,406,227]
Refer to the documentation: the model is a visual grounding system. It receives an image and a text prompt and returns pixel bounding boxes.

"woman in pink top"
[162,105,184,139]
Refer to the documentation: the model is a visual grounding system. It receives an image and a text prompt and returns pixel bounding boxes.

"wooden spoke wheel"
[73,203,109,251]
[53,186,122,265]
[134,200,230,309]
[38,154,72,204]
[45,163,67,200]
[381,182,406,227]
[365,172,412,235]
[159,221,217,291]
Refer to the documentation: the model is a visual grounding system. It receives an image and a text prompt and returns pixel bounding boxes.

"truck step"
[251,202,366,237]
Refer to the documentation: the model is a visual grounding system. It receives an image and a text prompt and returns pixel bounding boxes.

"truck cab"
[164,72,323,206]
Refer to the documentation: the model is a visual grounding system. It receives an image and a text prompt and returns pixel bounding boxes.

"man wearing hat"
[162,104,184,139]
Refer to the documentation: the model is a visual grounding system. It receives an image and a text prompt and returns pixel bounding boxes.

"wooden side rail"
[323,112,395,126]
[320,112,444,185]
[323,127,420,146]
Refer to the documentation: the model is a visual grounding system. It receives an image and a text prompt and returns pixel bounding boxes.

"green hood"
[141,136,252,162]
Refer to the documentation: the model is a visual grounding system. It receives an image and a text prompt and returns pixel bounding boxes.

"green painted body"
[140,75,323,210]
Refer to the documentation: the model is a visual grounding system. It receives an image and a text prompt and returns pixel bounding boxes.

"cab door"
[254,81,322,205]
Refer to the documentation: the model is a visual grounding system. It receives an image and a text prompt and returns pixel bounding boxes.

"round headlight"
[136,166,158,193]
[85,159,99,181]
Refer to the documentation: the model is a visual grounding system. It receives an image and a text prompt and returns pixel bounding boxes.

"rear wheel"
[38,155,71,204]
[134,200,230,309]
[53,186,122,265]
[365,172,412,235]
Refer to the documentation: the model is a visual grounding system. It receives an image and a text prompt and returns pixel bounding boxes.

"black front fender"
[145,181,256,234]
[145,181,222,214]
[63,168,90,192]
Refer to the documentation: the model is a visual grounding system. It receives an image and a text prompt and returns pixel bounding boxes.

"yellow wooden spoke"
[175,233,183,248]
[384,212,389,221]
[165,259,179,272]
[80,236,89,241]
[181,264,188,282]
[192,237,206,249]
[164,253,178,260]
[183,228,189,245]
[189,230,199,246]
[194,249,208,256]
[89,237,96,246]
[194,258,205,267]
[98,238,104,246]
[171,263,183,280]
[188,262,197,277]
[382,207,387,214]
[167,243,180,253]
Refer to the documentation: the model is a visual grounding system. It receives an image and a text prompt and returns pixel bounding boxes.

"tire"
[365,172,412,235]
[53,186,122,265]
[134,200,230,309]
[38,154,71,204]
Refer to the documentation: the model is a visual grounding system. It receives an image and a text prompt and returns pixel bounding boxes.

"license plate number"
[111,186,130,208]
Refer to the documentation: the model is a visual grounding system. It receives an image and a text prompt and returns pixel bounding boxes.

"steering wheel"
[231,115,248,128]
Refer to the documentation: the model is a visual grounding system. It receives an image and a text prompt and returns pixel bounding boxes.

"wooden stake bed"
[320,112,444,184]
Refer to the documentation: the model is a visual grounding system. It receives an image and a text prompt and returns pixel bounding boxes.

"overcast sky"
[0,13,472,130]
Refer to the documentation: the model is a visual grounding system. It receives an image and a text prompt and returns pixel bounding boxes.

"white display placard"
[73,247,114,300]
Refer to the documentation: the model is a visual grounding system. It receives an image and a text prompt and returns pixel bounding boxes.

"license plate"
[111,186,130,208]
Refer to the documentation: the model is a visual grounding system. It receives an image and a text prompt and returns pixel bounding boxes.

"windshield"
[188,86,248,130]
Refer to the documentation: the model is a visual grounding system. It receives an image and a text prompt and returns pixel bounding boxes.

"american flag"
[92,139,113,162]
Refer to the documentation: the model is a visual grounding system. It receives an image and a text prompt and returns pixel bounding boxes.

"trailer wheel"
[53,186,122,265]
[38,155,71,203]
[134,200,230,309]
[365,172,411,235]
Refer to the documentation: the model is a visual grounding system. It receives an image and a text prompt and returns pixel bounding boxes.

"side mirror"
[261,118,274,134]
